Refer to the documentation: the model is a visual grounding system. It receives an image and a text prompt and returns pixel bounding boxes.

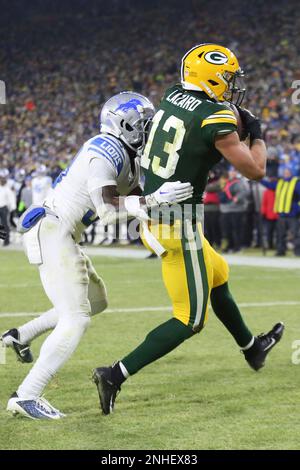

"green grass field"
[0,249,300,450]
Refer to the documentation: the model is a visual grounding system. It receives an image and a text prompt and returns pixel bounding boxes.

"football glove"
[124,181,193,221]
[236,107,263,145]
[123,196,150,222]
[0,224,6,240]
[145,181,193,207]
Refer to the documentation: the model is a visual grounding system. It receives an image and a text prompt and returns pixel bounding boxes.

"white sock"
[18,308,58,344]
[17,313,90,399]
[241,336,255,351]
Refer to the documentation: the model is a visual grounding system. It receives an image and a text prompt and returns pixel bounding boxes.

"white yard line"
[0,279,162,288]
[1,300,300,318]
[223,255,300,270]
[1,244,300,268]
[0,283,41,288]
[0,244,149,259]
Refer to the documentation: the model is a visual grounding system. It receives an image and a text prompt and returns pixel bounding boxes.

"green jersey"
[141,84,237,210]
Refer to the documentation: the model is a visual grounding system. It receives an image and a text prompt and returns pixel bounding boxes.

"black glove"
[236,106,263,145]
[0,224,7,240]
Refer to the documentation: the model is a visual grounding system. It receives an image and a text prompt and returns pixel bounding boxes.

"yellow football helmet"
[181,43,245,105]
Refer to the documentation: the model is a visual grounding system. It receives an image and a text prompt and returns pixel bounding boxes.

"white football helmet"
[100,91,155,152]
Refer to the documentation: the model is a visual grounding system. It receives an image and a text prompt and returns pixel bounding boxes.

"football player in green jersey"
[93,44,284,414]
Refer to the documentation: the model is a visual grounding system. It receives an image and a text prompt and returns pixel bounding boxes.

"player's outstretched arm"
[100,182,193,210]
[215,132,266,180]
[88,155,193,225]
[90,181,193,225]
[215,107,267,181]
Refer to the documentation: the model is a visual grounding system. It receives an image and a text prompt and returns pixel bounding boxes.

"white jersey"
[44,133,140,240]
[0,183,16,211]
[8,178,21,194]
[32,175,53,205]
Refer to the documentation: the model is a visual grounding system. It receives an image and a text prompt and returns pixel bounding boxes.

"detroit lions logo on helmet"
[116,99,142,113]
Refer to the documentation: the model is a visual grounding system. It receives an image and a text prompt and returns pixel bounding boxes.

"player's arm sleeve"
[201,108,238,145]
[87,157,120,224]
[87,157,148,224]
[87,156,118,193]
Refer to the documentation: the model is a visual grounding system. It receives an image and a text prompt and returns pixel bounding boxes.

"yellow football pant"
[141,220,229,332]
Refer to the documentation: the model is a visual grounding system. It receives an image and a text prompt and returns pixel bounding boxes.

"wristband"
[124,195,142,216]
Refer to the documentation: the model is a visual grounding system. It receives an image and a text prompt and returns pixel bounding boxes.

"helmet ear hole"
[120,119,133,132]
[208,79,219,86]
[125,123,133,132]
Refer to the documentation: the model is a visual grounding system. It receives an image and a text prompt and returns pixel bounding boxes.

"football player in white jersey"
[1,91,193,420]
[31,165,53,205]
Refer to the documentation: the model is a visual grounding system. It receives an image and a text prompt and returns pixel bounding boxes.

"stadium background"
[1,0,300,251]
[1,0,300,451]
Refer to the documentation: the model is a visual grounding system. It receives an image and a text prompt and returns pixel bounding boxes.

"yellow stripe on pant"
[141,221,229,332]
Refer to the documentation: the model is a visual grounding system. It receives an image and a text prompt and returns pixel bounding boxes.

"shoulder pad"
[201,107,237,129]
[88,135,126,176]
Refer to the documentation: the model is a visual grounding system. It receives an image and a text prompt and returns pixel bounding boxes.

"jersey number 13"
[141,110,186,179]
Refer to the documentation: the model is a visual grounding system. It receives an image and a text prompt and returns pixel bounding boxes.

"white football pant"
[18,252,107,344]
[17,215,107,399]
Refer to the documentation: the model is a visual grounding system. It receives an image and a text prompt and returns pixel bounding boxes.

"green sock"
[210,282,253,347]
[122,318,194,375]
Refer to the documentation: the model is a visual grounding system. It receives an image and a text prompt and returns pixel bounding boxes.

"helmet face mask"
[223,69,246,106]
[181,43,246,105]
[100,92,155,152]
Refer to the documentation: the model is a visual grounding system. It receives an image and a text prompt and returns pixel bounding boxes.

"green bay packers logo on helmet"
[204,51,228,65]
[181,43,246,105]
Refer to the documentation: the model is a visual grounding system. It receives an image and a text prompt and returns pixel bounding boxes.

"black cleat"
[243,322,285,371]
[92,367,120,415]
[1,328,33,363]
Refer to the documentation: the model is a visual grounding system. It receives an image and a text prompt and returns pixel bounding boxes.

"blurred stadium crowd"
[0,0,300,254]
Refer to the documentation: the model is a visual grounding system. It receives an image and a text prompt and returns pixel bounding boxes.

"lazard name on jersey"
[166,90,202,112]
[141,84,238,219]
